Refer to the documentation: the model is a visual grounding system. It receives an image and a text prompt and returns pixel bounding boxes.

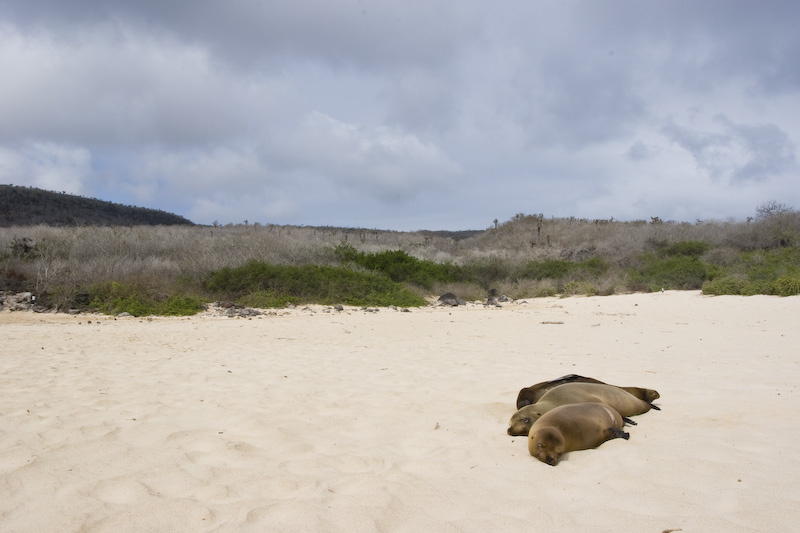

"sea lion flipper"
[622,416,637,426]
[608,428,630,441]
[650,404,661,411]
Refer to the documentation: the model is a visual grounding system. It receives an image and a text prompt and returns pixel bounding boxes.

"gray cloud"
[0,0,484,70]
[267,112,460,202]
[662,115,796,183]
[1,0,799,229]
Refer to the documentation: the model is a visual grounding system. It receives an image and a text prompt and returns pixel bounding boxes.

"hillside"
[0,185,194,226]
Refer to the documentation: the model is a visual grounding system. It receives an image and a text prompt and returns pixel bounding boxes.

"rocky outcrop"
[1,292,37,311]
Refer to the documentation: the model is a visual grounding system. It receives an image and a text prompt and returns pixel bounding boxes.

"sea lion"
[528,402,630,466]
[516,374,660,408]
[508,382,659,436]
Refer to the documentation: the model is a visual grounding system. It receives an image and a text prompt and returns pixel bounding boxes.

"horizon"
[2,183,766,232]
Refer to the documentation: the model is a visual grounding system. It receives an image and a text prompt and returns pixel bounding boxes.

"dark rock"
[438,292,466,306]
[1,291,33,311]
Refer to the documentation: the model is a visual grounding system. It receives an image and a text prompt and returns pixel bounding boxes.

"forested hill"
[0,185,195,226]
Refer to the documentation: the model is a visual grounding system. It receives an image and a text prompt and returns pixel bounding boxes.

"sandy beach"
[1,291,799,532]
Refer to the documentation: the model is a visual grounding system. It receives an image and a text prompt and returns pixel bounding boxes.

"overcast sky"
[1,1,799,230]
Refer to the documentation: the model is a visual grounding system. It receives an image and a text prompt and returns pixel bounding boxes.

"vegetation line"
[1,201,799,316]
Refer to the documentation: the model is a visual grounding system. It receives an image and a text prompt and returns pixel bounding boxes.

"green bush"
[457,258,512,287]
[156,295,207,315]
[702,277,747,295]
[701,277,771,296]
[579,256,610,276]
[628,255,709,291]
[334,242,453,289]
[517,259,575,280]
[239,290,301,308]
[333,242,361,263]
[742,247,800,280]
[205,260,427,307]
[89,281,205,316]
[774,276,800,296]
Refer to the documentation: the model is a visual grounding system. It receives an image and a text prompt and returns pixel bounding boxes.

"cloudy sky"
[1,1,799,230]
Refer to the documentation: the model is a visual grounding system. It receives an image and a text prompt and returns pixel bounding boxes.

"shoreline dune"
[2,291,798,532]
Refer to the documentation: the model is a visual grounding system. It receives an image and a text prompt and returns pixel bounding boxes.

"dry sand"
[1,291,799,532]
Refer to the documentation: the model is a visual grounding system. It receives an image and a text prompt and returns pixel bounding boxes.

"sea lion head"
[645,390,661,402]
[507,405,543,436]
[528,426,565,466]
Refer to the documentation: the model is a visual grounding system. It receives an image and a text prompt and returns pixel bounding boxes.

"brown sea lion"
[516,374,660,408]
[508,382,658,436]
[528,402,630,466]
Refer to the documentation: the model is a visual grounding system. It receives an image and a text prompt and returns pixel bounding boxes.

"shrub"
[701,277,772,296]
[562,281,597,296]
[205,260,427,307]
[156,295,207,315]
[661,240,711,257]
[334,242,453,289]
[628,255,709,291]
[8,236,39,260]
[457,257,513,287]
[579,256,609,276]
[517,259,575,280]
[528,280,559,298]
[88,281,205,316]
[702,277,748,295]
[774,276,800,296]
[239,290,301,308]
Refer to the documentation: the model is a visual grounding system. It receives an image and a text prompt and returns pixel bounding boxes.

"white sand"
[1,291,799,532]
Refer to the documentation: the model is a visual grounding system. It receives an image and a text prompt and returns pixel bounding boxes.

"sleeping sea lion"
[528,402,630,466]
[516,374,660,408]
[508,382,659,436]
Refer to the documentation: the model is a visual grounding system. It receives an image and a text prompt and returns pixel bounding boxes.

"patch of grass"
[774,276,800,296]
[205,259,427,307]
